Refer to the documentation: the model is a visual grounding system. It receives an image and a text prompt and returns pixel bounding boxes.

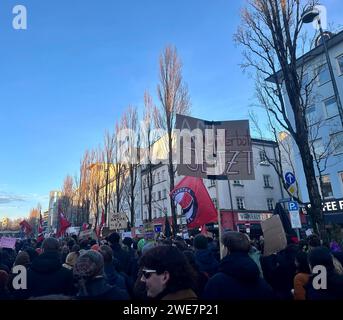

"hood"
[219,252,260,283]
[30,252,62,274]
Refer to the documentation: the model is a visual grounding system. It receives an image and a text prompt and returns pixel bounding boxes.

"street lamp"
[301,5,343,128]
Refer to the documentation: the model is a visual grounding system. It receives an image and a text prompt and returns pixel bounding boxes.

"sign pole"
[215,179,224,260]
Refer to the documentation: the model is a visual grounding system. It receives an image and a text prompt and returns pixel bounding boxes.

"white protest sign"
[109,212,128,230]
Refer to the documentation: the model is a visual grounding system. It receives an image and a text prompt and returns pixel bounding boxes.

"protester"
[306,246,343,300]
[293,251,311,300]
[73,250,129,300]
[193,234,219,277]
[26,237,75,298]
[139,245,197,300]
[203,231,275,300]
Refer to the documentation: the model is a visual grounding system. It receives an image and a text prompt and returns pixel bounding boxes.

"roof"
[266,30,343,83]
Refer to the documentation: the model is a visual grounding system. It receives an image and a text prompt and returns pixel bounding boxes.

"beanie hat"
[73,250,104,280]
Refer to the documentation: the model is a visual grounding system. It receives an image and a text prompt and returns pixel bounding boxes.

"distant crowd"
[0,231,343,300]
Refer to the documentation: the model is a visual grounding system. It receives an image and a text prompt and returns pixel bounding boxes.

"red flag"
[38,211,44,234]
[82,223,89,231]
[57,206,71,238]
[20,220,33,235]
[170,177,217,229]
[96,209,105,237]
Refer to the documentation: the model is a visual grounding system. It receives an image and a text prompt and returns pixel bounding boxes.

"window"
[209,179,215,187]
[212,198,218,208]
[331,131,343,154]
[267,199,274,211]
[163,189,167,199]
[157,172,160,182]
[152,192,155,200]
[158,191,161,200]
[144,194,147,204]
[153,209,157,218]
[312,139,324,157]
[320,175,333,198]
[259,150,267,163]
[162,170,165,180]
[144,211,148,220]
[305,105,316,125]
[316,63,330,85]
[337,55,343,74]
[236,197,245,210]
[263,175,272,188]
[324,97,339,118]
[160,210,163,218]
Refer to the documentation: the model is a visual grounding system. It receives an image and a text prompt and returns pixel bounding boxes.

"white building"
[267,30,343,225]
[139,138,284,237]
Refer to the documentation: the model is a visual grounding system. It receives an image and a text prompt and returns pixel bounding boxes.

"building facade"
[269,30,343,225]
[140,138,285,237]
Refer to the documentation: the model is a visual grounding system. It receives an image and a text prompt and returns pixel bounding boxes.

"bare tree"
[77,150,92,226]
[102,130,116,225]
[154,45,191,234]
[88,148,104,230]
[142,91,158,222]
[121,106,140,228]
[235,0,328,239]
[114,121,126,214]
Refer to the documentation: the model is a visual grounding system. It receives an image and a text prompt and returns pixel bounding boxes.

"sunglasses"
[142,269,157,279]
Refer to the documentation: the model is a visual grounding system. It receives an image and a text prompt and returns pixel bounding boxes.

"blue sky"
[0,0,342,219]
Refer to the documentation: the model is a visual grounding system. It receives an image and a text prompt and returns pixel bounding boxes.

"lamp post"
[302,6,343,128]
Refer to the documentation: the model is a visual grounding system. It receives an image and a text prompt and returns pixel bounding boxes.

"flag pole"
[215,180,224,259]
[212,121,224,260]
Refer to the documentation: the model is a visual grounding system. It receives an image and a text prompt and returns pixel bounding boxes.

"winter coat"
[203,252,275,300]
[260,246,297,300]
[76,276,129,300]
[161,289,197,300]
[293,272,310,300]
[306,273,343,300]
[194,249,219,277]
[104,262,127,291]
[26,251,75,298]
[110,243,131,274]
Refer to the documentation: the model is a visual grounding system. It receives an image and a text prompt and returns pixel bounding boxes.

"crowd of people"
[0,230,343,300]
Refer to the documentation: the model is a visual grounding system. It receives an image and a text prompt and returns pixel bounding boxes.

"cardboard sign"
[109,212,128,230]
[175,114,254,180]
[121,231,132,240]
[0,237,16,249]
[261,215,287,256]
[79,229,97,239]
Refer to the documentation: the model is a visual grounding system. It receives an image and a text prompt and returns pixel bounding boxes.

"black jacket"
[194,249,219,277]
[26,251,75,298]
[306,273,343,300]
[203,252,275,300]
[76,277,129,300]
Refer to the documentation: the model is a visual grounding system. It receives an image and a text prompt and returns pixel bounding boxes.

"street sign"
[288,201,301,229]
[289,210,302,229]
[288,201,299,211]
[285,172,296,185]
[287,184,297,196]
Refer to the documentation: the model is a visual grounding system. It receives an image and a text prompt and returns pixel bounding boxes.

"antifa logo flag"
[170,176,217,228]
